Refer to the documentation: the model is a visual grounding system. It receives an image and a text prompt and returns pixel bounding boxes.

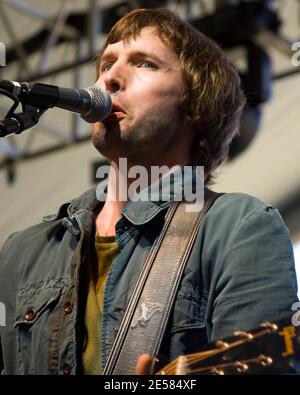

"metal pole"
[87,0,103,56]
[37,1,71,73]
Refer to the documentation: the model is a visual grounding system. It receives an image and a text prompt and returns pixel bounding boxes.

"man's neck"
[95,157,189,237]
[95,161,127,237]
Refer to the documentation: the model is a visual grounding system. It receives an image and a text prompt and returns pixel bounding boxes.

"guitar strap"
[103,188,224,375]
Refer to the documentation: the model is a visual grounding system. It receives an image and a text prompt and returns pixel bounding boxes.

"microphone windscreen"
[83,86,112,123]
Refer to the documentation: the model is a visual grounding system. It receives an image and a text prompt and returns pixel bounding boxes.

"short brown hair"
[96,8,246,185]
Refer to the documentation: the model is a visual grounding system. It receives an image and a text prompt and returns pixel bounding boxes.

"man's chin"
[92,122,122,159]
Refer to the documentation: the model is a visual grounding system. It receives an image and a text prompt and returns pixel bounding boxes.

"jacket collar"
[43,166,203,226]
[122,165,203,225]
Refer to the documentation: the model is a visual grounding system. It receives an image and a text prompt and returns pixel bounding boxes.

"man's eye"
[140,61,157,69]
[101,63,113,72]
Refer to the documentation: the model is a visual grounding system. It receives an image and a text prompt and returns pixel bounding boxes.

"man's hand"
[135,353,154,375]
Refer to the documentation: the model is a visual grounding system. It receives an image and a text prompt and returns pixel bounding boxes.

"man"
[0,8,298,375]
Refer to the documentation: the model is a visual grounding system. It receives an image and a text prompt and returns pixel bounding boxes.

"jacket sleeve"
[209,202,298,340]
[0,232,19,375]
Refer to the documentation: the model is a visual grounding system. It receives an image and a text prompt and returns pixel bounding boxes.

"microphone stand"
[0,110,42,138]
[0,88,47,138]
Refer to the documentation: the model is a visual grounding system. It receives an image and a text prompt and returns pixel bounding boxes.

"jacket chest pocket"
[14,285,62,375]
[163,289,209,361]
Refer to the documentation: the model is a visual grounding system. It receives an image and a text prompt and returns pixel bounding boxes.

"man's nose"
[102,63,126,94]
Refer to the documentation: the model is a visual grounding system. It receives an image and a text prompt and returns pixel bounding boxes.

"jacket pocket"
[170,297,207,332]
[14,283,62,374]
[163,291,209,362]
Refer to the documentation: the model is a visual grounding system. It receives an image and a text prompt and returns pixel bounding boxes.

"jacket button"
[63,302,73,314]
[25,309,36,321]
[63,363,71,375]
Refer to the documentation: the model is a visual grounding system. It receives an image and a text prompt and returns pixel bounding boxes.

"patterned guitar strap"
[103,188,224,375]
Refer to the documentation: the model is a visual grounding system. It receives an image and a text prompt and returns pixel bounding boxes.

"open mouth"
[111,103,126,115]
[102,102,126,126]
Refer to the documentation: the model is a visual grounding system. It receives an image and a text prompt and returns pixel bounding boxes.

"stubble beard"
[92,109,180,164]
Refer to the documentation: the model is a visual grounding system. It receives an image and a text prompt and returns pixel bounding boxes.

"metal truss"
[0,0,107,172]
[0,0,299,179]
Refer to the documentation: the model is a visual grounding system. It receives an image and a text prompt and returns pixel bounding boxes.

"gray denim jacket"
[0,182,298,374]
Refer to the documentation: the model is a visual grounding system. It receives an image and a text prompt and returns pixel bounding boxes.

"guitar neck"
[155,316,300,375]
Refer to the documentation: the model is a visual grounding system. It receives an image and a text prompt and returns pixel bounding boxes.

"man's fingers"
[135,353,153,375]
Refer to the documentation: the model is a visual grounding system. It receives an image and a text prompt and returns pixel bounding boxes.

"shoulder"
[0,185,99,256]
[209,191,277,215]
[201,192,293,262]
[0,221,62,288]
[0,220,56,254]
[206,191,287,231]
[0,195,73,273]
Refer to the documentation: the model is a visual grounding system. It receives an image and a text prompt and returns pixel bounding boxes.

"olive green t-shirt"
[82,234,119,374]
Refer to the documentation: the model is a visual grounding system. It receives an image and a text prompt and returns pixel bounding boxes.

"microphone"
[0,80,112,123]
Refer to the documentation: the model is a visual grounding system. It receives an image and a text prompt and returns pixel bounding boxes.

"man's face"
[93,27,190,163]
